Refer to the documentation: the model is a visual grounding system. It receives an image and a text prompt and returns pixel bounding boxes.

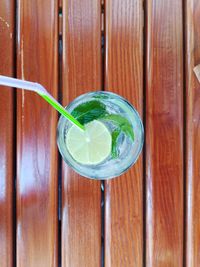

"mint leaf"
[102,114,134,141]
[71,100,108,125]
[111,128,121,158]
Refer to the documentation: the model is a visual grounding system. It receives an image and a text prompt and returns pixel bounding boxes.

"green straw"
[0,75,84,131]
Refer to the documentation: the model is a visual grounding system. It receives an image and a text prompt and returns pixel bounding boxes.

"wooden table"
[0,0,200,266]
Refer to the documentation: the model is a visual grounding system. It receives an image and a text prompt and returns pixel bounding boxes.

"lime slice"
[65,120,112,165]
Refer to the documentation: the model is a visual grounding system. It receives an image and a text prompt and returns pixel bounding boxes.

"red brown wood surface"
[146,0,183,266]
[0,1,14,266]
[59,0,62,9]
[62,0,102,266]
[104,1,143,266]
[186,1,200,266]
[16,1,58,266]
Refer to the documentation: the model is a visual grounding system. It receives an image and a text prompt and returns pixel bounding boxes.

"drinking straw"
[0,75,84,130]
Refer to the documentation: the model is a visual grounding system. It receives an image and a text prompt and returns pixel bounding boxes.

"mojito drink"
[57,91,143,179]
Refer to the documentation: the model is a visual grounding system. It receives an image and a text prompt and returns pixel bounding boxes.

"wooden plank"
[62,0,102,266]
[16,1,58,266]
[104,0,143,266]
[146,0,183,266]
[185,1,200,266]
[0,1,14,266]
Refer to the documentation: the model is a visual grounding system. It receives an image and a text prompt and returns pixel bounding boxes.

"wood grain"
[185,1,200,266]
[62,0,102,266]
[104,0,143,266]
[16,1,58,266]
[0,1,14,266]
[146,0,183,266]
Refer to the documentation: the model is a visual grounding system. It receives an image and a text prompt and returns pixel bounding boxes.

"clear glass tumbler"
[57,91,144,179]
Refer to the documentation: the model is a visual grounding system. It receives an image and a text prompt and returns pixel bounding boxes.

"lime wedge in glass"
[65,120,112,165]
